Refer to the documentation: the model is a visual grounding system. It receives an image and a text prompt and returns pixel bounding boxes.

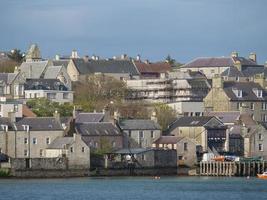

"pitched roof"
[0,73,17,84]
[24,79,68,91]
[15,117,63,131]
[118,119,161,130]
[43,66,62,79]
[75,122,121,136]
[72,58,139,76]
[205,111,240,124]
[52,60,69,68]
[232,57,257,65]
[241,65,265,77]
[47,137,74,149]
[223,82,267,101]
[0,117,14,130]
[19,60,49,79]
[169,116,214,127]
[182,57,234,68]
[75,112,105,123]
[221,67,244,77]
[134,61,171,74]
[22,105,37,117]
[153,136,183,144]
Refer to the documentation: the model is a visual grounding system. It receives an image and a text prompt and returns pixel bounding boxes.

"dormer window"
[233,88,242,98]
[253,88,263,98]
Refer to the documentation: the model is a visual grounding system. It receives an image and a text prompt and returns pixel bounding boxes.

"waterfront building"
[117,119,161,148]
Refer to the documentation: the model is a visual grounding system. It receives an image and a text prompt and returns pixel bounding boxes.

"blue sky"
[1,0,267,63]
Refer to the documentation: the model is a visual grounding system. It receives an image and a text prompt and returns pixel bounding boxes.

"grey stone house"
[117,119,161,148]
[45,134,90,169]
[0,117,66,159]
[75,122,123,151]
[66,58,140,81]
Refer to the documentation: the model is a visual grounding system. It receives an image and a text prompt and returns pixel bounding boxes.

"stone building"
[45,134,90,169]
[0,117,66,158]
[117,119,161,148]
[152,136,197,167]
[167,116,228,153]
[24,79,74,103]
[66,58,140,81]
[204,76,267,122]
[75,122,123,151]
[180,52,260,79]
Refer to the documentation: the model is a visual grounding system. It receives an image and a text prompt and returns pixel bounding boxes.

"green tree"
[154,103,177,131]
[26,98,73,117]
[165,54,176,65]
[7,49,24,63]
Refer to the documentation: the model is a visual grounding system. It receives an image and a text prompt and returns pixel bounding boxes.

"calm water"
[0,176,266,200]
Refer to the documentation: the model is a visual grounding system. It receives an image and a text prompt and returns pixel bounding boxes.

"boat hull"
[257,174,267,179]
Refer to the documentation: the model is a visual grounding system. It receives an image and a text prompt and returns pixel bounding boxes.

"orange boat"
[257,172,267,179]
[212,156,225,162]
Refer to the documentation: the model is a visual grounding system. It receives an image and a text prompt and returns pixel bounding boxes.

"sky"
[1,0,267,63]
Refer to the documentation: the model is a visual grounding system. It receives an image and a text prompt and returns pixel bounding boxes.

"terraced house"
[204,76,267,122]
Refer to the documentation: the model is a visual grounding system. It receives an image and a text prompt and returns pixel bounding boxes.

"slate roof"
[118,119,161,130]
[0,117,14,130]
[24,79,68,91]
[19,61,49,79]
[205,111,240,124]
[113,148,153,154]
[223,82,267,101]
[182,57,234,68]
[0,73,17,84]
[72,58,139,76]
[182,56,258,68]
[15,117,63,131]
[52,60,69,68]
[221,67,244,77]
[47,137,74,149]
[169,116,214,127]
[153,136,183,144]
[241,65,265,77]
[75,122,121,136]
[134,61,171,74]
[43,66,62,79]
[75,112,105,123]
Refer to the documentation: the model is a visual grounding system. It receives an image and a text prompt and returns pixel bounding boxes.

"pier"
[199,161,267,176]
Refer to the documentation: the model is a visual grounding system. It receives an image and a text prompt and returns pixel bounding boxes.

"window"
[128,130,131,137]
[112,141,116,148]
[46,138,50,145]
[70,147,74,153]
[81,147,85,153]
[259,133,263,140]
[211,69,215,74]
[63,93,69,99]
[237,102,242,110]
[184,143,188,151]
[139,131,144,138]
[235,76,239,81]
[40,149,43,157]
[24,138,28,144]
[257,90,263,98]
[151,131,154,138]
[14,105,18,112]
[237,90,242,98]
[47,93,56,99]
[141,154,146,161]
[0,148,2,153]
[24,150,28,156]
[262,103,267,110]
[250,103,254,110]
[32,138,37,145]
[259,144,263,151]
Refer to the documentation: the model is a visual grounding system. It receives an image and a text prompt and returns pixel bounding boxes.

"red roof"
[134,61,172,74]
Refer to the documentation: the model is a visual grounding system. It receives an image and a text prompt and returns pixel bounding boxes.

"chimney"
[8,111,16,123]
[53,110,60,121]
[151,111,157,123]
[136,54,141,61]
[83,55,89,62]
[212,74,223,88]
[145,59,150,64]
[231,51,238,58]
[121,54,127,60]
[249,52,257,63]
[71,50,78,58]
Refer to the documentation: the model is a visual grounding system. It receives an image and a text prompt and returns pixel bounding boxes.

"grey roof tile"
[72,58,139,76]
[43,66,62,79]
[118,119,161,130]
[19,61,49,79]
[47,137,74,149]
[75,112,105,123]
[76,122,121,136]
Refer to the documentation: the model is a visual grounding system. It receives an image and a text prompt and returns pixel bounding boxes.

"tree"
[165,54,176,65]
[7,49,24,63]
[26,98,73,117]
[154,103,177,131]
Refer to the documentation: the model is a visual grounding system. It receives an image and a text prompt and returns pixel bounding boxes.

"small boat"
[212,156,225,162]
[257,172,267,179]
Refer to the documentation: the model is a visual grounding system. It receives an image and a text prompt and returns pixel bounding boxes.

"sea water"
[0,176,266,200]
